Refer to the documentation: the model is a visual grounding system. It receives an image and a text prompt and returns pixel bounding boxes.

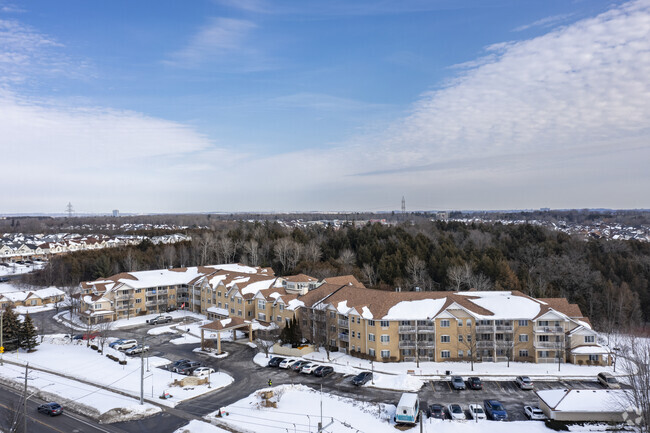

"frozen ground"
[0,362,160,422]
[206,384,612,433]
[1,335,234,408]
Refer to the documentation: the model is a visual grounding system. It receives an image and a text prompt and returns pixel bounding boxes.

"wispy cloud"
[269,93,389,112]
[513,13,574,32]
[164,17,267,70]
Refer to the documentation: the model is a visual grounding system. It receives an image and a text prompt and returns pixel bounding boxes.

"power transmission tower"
[401,196,406,214]
[66,202,74,218]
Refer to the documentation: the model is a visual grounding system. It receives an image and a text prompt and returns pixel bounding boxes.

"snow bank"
[174,420,231,433]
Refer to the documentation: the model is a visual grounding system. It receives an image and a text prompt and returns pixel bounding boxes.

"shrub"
[90,344,98,351]
[119,360,127,365]
[577,359,584,366]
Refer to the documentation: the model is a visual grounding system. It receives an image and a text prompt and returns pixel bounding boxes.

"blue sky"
[2,0,649,213]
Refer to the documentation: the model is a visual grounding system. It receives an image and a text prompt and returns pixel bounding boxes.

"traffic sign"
[0,346,4,353]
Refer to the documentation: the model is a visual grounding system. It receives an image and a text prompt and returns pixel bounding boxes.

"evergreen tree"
[1,306,20,351]
[19,314,39,352]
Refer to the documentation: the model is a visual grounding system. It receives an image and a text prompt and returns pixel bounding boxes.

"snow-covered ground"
[174,420,231,433]
[55,310,207,331]
[0,261,45,276]
[1,335,233,408]
[0,362,161,422]
[206,384,607,433]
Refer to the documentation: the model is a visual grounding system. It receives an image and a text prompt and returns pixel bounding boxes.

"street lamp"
[370,360,374,385]
[613,347,620,372]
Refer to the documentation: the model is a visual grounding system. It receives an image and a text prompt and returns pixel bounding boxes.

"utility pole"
[23,363,28,433]
[419,409,423,433]
[415,321,419,369]
[65,202,74,218]
[140,336,145,405]
[1,312,4,366]
[318,383,322,431]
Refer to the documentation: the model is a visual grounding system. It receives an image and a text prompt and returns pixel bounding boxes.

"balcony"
[116,303,133,311]
[338,319,349,328]
[418,325,436,333]
[399,326,416,333]
[157,289,168,295]
[476,325,494,333]
[417,340,436,348]
[115,294,131,301]
[399,341,416,349]
[338,334,350,342]
[145,301,156,307]
[477,340,494,349]
[495,325,513,332]
[537,357,564,364]
[495,340,514,347]
[535,326,565,334]
[534,341,564,349]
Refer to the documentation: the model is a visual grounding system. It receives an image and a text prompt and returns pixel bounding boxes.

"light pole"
[371,360,374,384]
[613,347,620,372]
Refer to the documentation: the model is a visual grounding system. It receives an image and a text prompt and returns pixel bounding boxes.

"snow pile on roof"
[207,307,228,316]
[286,299,304,311]
[383,299,446,320]
[240,278,276,295]
[362,306,373,319]
[220,318,232,327]
[537,389,633,412]
[211,264,264,274]
[118,267,206,289]
[269,292,281,299]
[337,300,349,314]
[571,346,609,355]
[457,291,541,319]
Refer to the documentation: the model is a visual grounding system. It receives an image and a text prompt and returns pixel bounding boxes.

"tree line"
[23,220,650,331]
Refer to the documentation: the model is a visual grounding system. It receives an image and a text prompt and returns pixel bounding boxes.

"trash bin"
[446,370,451,375]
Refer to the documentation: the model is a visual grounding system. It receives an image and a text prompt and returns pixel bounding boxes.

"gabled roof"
[322,275,365,288]
[282,274,317,283]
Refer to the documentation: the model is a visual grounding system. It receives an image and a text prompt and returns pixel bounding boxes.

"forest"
[21,220,650,333]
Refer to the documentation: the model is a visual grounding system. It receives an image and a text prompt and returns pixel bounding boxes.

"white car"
[113,339,137,350]
[300,364,320,374]
[279,358,298,369]
[468,404,486,420]
[193,367,215,377]
[125,344,149,355]
[524,406,546,420]
[447,404,466,420]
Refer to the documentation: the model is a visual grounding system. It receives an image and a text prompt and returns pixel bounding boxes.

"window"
[238,309,243,316]
[584,335,595,343]
[230,308,235,314]
[519,334,529,342]
[369,348,376,357]
[380,335,390,343]
[457,320,463,327]
[368,333,375,342]
[458,350,464,358]
[217,291,221,297]
[519,350,529,357]
[276,315,281,322]
[356,346,360,352]
[458,335,464,342]
[440,335,450,343]
[539,335,549,342]
[351,345,355,351]
[441,350,450,358]
[330,311,336,319]
[381,350,390,358]
[538,351,550,358]
[440,319,450,327]
[538,320,549,327]
[258,313,266,321]
[368,320,375,326]
[237,298,242,304]
[588,355,599,362]
[135,289,142,293]
[466,319,472,327]
[135,298,142,304]
[380,320,389,328]
[279,304,284,311]
[257,300,265,310]
[467,334,472,342]
[518,320,528,327]
[231,297,234,302]
[357,317,361,324]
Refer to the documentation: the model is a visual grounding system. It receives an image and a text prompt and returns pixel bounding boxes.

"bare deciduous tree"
[255,326,281,358]
[304,240,322,263]
[617,336,650,432]
[246,239,260,266]
[96,319,113,353]
[361,263,378,287]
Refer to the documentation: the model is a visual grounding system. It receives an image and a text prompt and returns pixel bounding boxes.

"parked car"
[484,400,508,421]
[516,376,534,390]
[37,402,63,416]
[524,405,547,420]
[447,404,466,420]
[113,339,138,350]
[72,333,97,341]
[313,366,334,377]
[597,372,620,389]
[146,315,173,325]
[467,376,482,390]
[193,367,215,377]
[267,357,285,367]
[279,358,298,369]
[301,363,321,374]
[109,339,126,348]
[469,404,486,420]
[168,359,191,371]
[173,361,200,373]
[290,360,310,372]
[427,404,446,419]
[451,376,466,390]
[125,344,150,356]
[352,372,373,386]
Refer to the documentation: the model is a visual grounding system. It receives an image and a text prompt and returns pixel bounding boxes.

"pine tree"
[19,314,39,352]
[1,306,20,351]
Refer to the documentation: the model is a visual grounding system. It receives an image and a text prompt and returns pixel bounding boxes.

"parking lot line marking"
[430,381,435,392]
[495,381,504,392]
[446,381,453,391]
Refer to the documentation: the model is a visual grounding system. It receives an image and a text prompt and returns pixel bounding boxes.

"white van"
[394,393,419,425]
[113,339,137,350]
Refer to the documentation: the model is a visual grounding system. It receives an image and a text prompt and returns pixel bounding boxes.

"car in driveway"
[173,361,200,373]
[279,358,298,369]
[467,376,482,390]
[484,399,508,421]
[427,404,446,419]
[516,376,534,390]
[193,367,215,377]
[597,372,621,389]
[290,360,310,372]
[451,376,466,390]
[125,344,150,356]
[267,357,285,367]
[109,339,127,348]
[447,404,466,420]
[301,363,321,374]
[352,372,373,386]
[37,402,62,416]
[469,404,486,420]
[146,315,173,325]
[314,366,334,377]
[112,339,137,350]
[168,359,191,371]
[524,405,547,420]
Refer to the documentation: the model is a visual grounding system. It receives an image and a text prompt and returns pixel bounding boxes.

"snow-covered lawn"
[206,384,583,433]
[174,420,231,433]
[55,310,206,331]
[1,335,234,408]
[0,362,160,422]
[0,262,45,276]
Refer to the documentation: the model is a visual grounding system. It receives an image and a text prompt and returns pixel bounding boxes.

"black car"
[37,402,63,416]
[468,377,482,390]
[178,362,202,375]
[168,359,191,371]
[427,404,446,419]
[267,357,285,367]
[352,372,372,386]
[314,366,334,377]
[173,360,200,373]
[290,360,310,372]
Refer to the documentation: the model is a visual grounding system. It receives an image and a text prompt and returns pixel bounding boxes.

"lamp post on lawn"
[371,360,374,385]
[613,347,620,372]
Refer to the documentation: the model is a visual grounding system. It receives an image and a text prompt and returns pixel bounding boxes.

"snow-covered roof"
[207,307,228,316]
[397,392,418,408]
[537,389,633,412]
[383,299,446,320]
[240,278,276,295]
[571,346,609,355]
[456,291,541,319]
[117,267,207,289]
[286,299,304,311]
[362,306,373,320]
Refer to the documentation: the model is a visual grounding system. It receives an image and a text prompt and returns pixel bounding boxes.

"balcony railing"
[477,340,494,349]
[476,325,494,333]
[338,320,349,328]
[537,357,564,364]
[115,294,131,300]
[495,325,513,332]
[535,326,565,334]
[399,325,436,334]
[399,326,416,333]
[145,301,157,307]
[399,341,416,349]
[495,340,514,347]
[417,340,436,348]
[534,341,564,349]
[338,334,349,342]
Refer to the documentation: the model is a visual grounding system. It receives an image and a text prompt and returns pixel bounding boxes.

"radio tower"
[66,202,74,218]
[401,196,406,214]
